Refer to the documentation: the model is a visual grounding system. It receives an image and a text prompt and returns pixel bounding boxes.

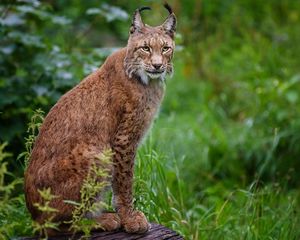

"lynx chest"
[127,81,165,136]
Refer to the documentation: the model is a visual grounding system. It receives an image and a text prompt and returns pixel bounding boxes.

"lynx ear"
[161,3,176,38]
[130,6,151,34]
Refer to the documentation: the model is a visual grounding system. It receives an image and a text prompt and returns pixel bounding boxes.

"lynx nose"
[152,63,162,70]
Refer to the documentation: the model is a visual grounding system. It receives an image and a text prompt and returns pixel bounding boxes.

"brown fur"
[24,4,176,235]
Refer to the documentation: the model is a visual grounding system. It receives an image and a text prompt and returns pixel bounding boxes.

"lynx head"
[124,4,176,85]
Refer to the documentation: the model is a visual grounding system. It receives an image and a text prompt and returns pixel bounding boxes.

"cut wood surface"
[21,223,184,240]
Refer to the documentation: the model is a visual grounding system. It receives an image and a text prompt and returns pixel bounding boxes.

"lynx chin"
[24,3,176,235]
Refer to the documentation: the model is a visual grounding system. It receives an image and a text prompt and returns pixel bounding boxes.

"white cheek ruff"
[160,71,167,82]
[146,72,161,79]
[139,70,167,85]
[137,69,149,85]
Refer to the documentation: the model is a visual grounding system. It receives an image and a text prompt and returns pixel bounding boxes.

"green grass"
[134,137,300,240]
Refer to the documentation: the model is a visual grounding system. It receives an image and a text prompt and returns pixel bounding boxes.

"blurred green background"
[1,0,300,239]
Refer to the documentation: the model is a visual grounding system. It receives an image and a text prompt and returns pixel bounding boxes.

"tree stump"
[21,223,184,240]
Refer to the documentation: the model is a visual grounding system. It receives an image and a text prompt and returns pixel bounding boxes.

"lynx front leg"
[111,111,150,233]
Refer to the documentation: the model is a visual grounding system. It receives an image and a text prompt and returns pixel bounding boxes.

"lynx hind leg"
[95,212,121,231]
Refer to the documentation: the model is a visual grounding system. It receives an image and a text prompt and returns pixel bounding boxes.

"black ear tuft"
[139,6,151,13]
[163,3,173,14]
[130,6,151,34]
[161,3,176,38]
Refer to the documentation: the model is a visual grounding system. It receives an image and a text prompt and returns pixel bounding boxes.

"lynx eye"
[141,46,150,52]
[162,46,171,53]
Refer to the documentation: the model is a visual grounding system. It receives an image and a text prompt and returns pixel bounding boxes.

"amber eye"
[162,46,171,53]
[141,46,150,52]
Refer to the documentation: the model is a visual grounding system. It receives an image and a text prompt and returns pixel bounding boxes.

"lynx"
[24,4,176,235]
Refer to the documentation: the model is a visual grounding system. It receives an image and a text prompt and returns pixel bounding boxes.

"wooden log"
[21,223,184,240]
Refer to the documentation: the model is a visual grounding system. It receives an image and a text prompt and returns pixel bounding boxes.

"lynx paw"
[95,212,121,231]
[120,210,150,233]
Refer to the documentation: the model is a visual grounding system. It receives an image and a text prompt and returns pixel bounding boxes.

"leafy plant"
[32,188,60,240]
[66,148,113,238]
[18,108,44,169]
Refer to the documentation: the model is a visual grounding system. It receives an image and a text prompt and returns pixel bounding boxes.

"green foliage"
[155,0,300,184]
[0,143,14,200]
[66,149,113,238]
[0,143,31,239]
[0,1,69,145]
[18,109,44,169]
[0,0,113,158]
[32,188,60,239]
